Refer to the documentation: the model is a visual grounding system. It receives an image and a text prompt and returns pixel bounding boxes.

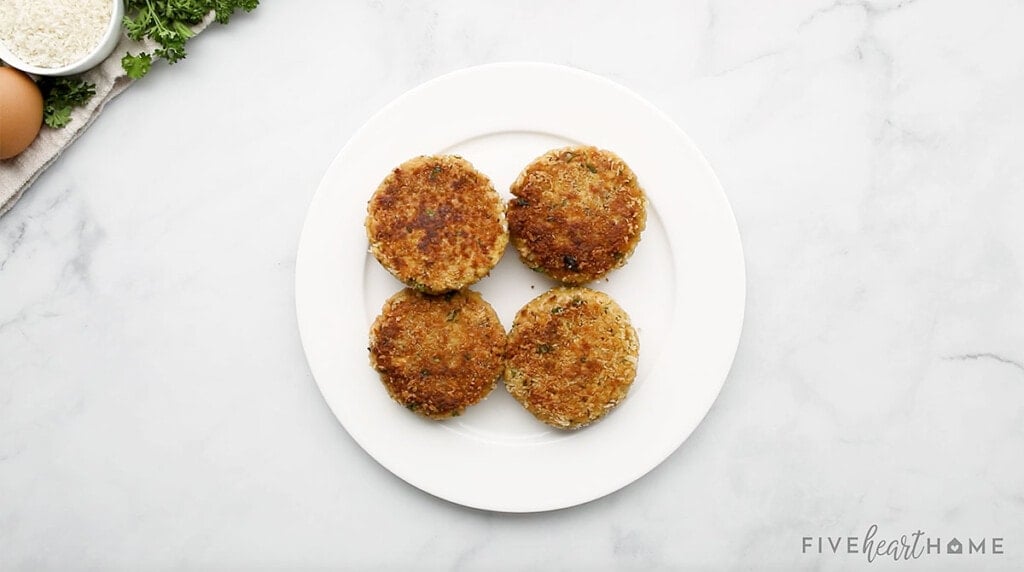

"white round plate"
[295,63,745,512]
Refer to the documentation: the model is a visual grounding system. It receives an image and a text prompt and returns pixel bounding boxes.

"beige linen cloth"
[0,14,213,217]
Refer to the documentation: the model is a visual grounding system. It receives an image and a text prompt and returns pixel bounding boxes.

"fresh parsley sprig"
[121,0,259,79]
[38,77,97,128]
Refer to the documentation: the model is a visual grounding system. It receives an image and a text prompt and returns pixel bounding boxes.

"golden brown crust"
[504,287,639,429]
[369,288,506,419]
[507,146,646,284]
[366,155,508,293]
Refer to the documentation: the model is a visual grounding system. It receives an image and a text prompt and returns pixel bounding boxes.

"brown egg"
[0,66,44,160]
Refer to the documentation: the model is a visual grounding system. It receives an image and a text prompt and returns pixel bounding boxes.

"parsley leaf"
[121,53,153,80]
[37,77,97,128]
[122,0,259,78]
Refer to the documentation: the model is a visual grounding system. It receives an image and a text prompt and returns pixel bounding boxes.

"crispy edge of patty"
[507,146,647,284]
[504,287,639,429]
[369,288,506,419]
[366,155,508,294]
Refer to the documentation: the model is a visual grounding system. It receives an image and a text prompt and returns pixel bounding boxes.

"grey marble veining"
[1,0,1022,569]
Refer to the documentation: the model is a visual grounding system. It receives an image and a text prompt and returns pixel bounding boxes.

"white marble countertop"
[2,1,1022,569]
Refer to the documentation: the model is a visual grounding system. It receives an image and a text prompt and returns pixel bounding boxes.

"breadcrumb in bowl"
[0,0,124,77]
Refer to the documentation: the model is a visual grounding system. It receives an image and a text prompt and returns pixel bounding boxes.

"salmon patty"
[504,287,639,429]
[507,146,646,284]
[369,288,506,419]
[366,155,508,293]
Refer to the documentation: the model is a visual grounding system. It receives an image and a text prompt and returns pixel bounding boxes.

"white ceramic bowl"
[0,0,124,77]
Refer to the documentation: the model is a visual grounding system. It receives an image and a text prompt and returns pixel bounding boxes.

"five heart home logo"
[803,524,1006,563]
